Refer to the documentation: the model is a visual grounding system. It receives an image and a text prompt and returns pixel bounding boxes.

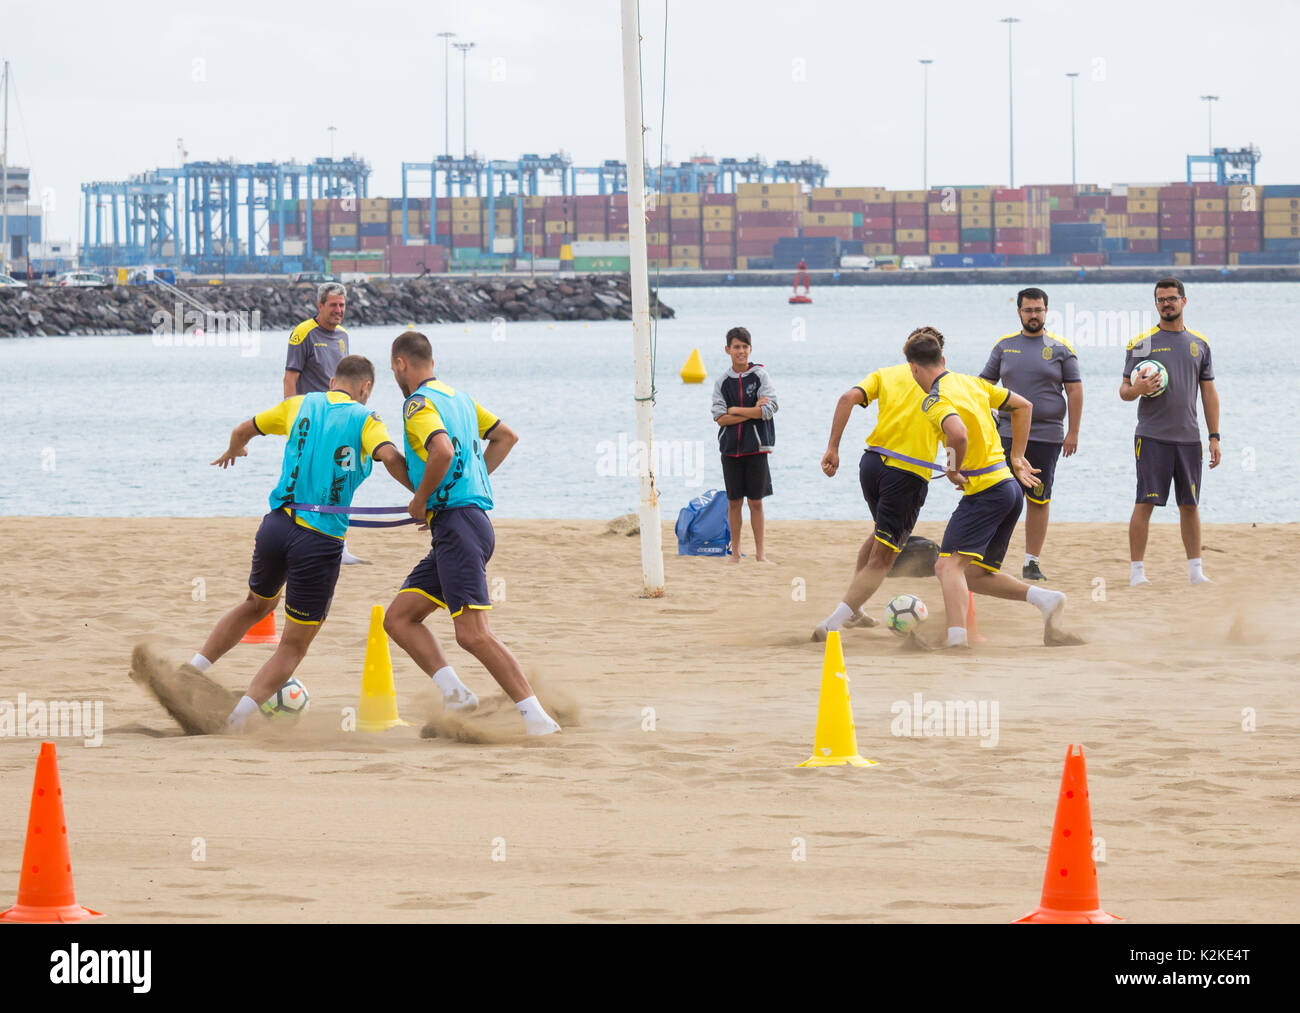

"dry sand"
[0,516,1297,923]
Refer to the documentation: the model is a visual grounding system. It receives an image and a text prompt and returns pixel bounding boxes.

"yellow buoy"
[680,347,707,383]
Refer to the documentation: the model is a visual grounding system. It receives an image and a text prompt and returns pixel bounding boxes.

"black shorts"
[939,478,1024,573]
[1001,436,1062,505]
[859,451,929,551]
[721,453,772,501]
[1135,436,1202,507]
[399,506,496,617]
[248,509,343,625]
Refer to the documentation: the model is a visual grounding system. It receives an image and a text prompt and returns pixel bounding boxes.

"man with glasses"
[1121,277,1221,586]
[979,287,1082,581]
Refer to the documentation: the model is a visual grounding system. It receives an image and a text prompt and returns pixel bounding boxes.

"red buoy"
[789,259,812,304]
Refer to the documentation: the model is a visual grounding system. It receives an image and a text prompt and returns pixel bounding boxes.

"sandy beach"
[0,516,1296,923]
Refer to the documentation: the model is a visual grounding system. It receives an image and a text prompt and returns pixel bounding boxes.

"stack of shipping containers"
[960,188,992,255]
[1263,187,1300,263]
[926,189,958,257]
[993,188,1028,258]
[1192,184,1227,265]
[1159,184,1193,266]
[861,188,893,257]
[669,193,702,270]
[735,182,801,269]
[1226,183,1259,263]
[702,193,735,270]
[893,190,926,257]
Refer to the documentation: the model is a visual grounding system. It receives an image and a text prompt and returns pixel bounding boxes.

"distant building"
[1,161,44,268]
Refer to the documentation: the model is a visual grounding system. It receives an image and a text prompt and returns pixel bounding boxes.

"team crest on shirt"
[922,394,939,412]
[1041,346,1053,360]
[289,328,307,346]
[404,397,424,419]
[1189,341,1200,357]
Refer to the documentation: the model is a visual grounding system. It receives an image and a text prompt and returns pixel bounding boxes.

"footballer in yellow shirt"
[813,327,948,642]
[904,329,1083,649]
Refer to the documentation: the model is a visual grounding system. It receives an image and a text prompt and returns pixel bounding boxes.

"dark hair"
[903,327,945,366]
[391,330,433,364]
[1017,287,1048,309]
[334,354,374,385]
[1154,277,1185,299]
[725,326,751,348]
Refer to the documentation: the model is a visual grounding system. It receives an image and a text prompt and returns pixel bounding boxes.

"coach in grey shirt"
[283,283,349,398]
[1120,277,1221,586]
[979,287,1082,582]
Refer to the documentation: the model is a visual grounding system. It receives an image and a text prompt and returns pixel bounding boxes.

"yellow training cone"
[357,605,410,732]
[680,347,706,383]
[798,631,876,768]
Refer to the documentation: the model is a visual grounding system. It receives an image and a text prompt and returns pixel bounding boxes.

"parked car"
[0,273,28,288]
[290,272,339,284]
[56,272,110,288]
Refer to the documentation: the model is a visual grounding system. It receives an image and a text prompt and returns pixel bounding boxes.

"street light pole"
[1200,94,1219,153]
[453,42,476,159]
[437,31,456,158]
[1066,72,1079,185]
[328,125,336,161]
[919,59,933,191]
[1000,17,1021,187]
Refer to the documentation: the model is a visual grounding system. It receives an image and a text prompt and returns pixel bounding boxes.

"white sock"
[189,653,212,673]
[1025,586,1064,616]
[515,694,560,734]
[823,602,855,632]
[1130,561,1149,586]
[1188,558,1210,583]
[432,665,470,698]
[946,626,968,647]
[225,695,260,731]
[1024,553,1038,566]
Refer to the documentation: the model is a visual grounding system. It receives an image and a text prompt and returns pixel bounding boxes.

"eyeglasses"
[1155,296,1182,305]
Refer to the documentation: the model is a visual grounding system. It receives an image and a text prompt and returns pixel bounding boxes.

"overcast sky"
[7,0,1299,243]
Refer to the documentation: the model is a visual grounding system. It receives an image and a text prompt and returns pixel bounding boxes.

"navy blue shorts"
[859,451,929,551]
[1135,436,1202,507]
[1001,436,1062,505]
[939,479,1024,573]
[399,506,496,617]
[248,509,343,625]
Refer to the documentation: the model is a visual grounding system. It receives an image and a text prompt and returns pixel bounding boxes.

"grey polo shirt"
[979,329,1081,443]
[285,318,348,395]
[1122,327,1214,444]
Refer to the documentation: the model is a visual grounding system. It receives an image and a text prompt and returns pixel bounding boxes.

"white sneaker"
[525,715,561,736]
[1130,573,1151,587]
[340,542,370,566]
[1190,572,1212,585]
[444,687,479,712]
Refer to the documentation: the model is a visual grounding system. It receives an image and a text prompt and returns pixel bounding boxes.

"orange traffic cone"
[967,591,986,643]
[1014,744,1122,924]
[241,610,280,645]
[1,742,103,923]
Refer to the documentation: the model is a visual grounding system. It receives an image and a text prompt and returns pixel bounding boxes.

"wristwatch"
[1208,432,1220,441]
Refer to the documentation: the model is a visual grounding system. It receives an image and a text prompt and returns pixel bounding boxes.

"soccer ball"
[261,677,310,718]
[1130,359,1168,398]
[885,594,928,636]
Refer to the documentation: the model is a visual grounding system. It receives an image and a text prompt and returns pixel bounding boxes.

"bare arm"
[1001,390,1039,489]
[483,421,518,474]
[1063,382,1083,457]
[1201,380,1221,468]
[821,388,866,477]
[375,443,413,492]
[1120,373,1160,401]
[282,370,300,399]
[211,419,260,468]
[408,432,454,526]
[940,415,969,489]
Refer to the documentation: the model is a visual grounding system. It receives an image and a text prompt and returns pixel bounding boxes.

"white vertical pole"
[620,0,665,596]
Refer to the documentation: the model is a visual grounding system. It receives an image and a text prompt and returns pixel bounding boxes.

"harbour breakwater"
[0,275,674,338]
